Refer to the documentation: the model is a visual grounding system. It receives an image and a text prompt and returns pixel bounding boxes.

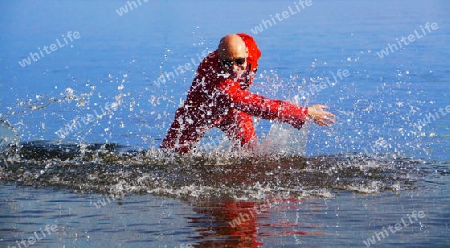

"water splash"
[0,119,19,154]
[0,140,428,200]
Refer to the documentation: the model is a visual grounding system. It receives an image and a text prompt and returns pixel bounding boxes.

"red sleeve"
[219,79,308,129]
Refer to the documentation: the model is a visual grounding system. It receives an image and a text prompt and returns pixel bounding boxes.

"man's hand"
[307,104,335,127]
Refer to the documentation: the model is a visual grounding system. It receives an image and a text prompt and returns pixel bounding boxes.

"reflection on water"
[188,196,325,247]
[1,178,448,247]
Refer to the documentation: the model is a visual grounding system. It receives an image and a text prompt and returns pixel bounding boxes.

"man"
[161,33,335,153]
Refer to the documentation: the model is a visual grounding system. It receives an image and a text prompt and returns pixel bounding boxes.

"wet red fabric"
[161,34,308,153]
[237,33,261,70]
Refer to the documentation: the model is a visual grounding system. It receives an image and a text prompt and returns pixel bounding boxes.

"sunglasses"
[221,57,246,67]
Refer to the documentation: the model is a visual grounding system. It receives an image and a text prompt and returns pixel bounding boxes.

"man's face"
[219,48,248,79]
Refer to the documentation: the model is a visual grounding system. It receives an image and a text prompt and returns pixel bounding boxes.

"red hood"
[237,33,261,71]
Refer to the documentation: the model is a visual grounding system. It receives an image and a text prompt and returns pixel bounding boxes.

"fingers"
[323,116,335,124]
[309,107,335,127]
[312,104,328,110]
[314,117,333,127]
[321,109,336,119]
[324,112,336,122]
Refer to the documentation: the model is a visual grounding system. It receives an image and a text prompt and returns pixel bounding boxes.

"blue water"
[1,0,449,247]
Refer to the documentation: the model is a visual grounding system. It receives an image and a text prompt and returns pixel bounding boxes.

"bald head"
[217,34,249,77]
[218,34,248,61]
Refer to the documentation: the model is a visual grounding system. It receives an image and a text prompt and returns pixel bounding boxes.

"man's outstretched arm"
[220,80,335,128]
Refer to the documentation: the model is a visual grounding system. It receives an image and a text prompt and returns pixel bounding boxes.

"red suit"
[161,33,308,153]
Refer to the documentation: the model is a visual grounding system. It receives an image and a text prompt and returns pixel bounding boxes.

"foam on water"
[0,138,428,200]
